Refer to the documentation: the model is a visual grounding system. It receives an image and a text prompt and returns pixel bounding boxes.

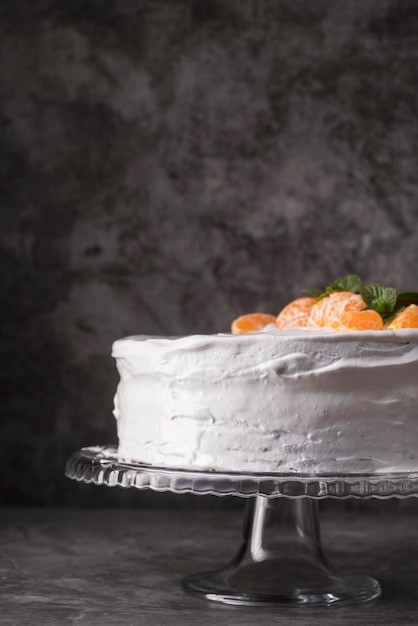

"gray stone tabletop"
[1,504,418,625]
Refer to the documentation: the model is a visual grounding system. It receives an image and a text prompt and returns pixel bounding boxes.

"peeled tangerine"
[328,309,384,332]
[231,313,277,334]
[308,291,367,328]
[275,297,318,329]
[387,304,418,330]
[231,296,418,335]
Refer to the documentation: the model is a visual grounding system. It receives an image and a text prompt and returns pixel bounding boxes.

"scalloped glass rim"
[65,446,418,500]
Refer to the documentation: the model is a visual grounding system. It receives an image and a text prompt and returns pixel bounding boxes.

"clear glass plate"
[66,445,418,607]
[66,445,418,499]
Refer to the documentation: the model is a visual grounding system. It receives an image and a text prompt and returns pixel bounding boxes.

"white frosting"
[112,329,418,474]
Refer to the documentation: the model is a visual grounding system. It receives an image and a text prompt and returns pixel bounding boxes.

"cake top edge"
[111,327,418,355]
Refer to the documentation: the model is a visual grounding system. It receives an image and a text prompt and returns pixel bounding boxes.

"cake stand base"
[66,447,403,607]
[182,496,381,606]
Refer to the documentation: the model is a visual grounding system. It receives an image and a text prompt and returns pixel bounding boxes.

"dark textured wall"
[1,0,418,506]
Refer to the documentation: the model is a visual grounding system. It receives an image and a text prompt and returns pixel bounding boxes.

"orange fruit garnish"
[386,304,418,330]
[308,291,367,328]
[275,297,318,329]
[328,309,384,331]
[231,313,277,334]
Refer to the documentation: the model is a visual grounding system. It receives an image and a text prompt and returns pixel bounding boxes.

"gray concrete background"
[1,0,418,505]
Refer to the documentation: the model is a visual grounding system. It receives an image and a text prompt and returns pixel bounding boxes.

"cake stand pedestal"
[66,446,418,607]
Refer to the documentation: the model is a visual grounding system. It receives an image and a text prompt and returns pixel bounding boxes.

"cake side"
[112,329,418,474]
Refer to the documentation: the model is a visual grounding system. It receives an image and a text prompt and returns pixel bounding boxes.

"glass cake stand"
[65,445,418,607]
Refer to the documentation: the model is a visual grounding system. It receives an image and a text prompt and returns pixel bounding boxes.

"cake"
[112,276,418,474]
[112,329,418,474]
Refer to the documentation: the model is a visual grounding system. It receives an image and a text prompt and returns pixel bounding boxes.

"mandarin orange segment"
[308,291,367,328]
[328,309,384,331]
[231,313,277,334]
[275,297,318,329]
[387,304,418,330]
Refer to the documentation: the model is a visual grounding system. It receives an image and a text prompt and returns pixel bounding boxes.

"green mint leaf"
[395,291,418,308]
[304,274,363,300]
[361,283,397,318]
[326,274,363,295]
[302,288,322,297]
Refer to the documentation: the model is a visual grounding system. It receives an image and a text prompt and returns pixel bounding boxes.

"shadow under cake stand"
[66,446,418,607]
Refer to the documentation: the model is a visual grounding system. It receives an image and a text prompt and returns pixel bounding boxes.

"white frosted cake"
[112,329,418,474]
